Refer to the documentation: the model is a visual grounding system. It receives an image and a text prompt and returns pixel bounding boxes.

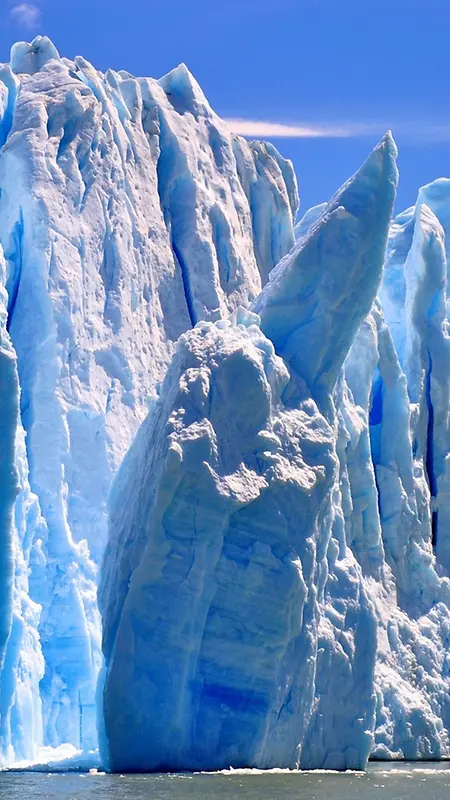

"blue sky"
[1,0,449,216]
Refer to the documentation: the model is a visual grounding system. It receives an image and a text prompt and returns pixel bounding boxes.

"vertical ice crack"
[5,212,24,334]
[424,351,437,548]
[171,238,196,327]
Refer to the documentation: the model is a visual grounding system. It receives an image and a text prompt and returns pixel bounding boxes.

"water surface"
[2,762,450,799]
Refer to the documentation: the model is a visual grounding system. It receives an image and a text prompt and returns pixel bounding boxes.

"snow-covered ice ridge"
[0,35,297,766]
[1,34,450,776]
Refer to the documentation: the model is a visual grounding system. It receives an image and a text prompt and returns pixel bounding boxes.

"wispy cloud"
[226,117,450,145]
[224,118,376,139]
[10,2,41,29]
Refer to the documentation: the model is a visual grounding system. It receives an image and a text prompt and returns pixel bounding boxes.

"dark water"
[1,763,450,800]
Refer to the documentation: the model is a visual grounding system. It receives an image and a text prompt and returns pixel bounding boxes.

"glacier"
[0,35,296,764]
[1,33,450,773]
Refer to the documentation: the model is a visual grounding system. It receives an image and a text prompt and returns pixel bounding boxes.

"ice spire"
[252,132,398,411]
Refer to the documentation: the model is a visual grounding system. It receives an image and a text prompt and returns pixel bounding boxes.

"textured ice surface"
[3,32,450,774]
[100,124,450,770]
[99,312,376,771]
[0,37,296,764]
[253,134,397,410]
[99,135,398,770]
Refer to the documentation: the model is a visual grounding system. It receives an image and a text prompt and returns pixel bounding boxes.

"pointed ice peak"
[326,131,398,227]
[416,178,450,249]
[158,63,209,117]
[252,133,398,407]
[378,205,416,367]
[10,36,60,76]
[294,202,327,241]
[406,202,446,343]
[262,140,300,220]
[414,202,445,244]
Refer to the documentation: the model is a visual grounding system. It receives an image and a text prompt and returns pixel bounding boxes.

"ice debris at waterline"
[0,34,449,774]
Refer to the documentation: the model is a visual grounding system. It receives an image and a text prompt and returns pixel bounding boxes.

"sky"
[1,0,450,217]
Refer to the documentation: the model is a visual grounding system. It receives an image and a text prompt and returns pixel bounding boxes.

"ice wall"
[291,191,450,760]
[100,122,450,769]
[99,134,398,770]
[3,32,450,772]
[0,247,20,734]
[0,36,297,763]
[0,246,44,765]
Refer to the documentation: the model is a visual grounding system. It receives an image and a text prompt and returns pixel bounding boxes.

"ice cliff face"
[0,244,46,765]
[0,36,297,764]
[99,134,398,770]
[3,33,450,774]
[100,127,450,771]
